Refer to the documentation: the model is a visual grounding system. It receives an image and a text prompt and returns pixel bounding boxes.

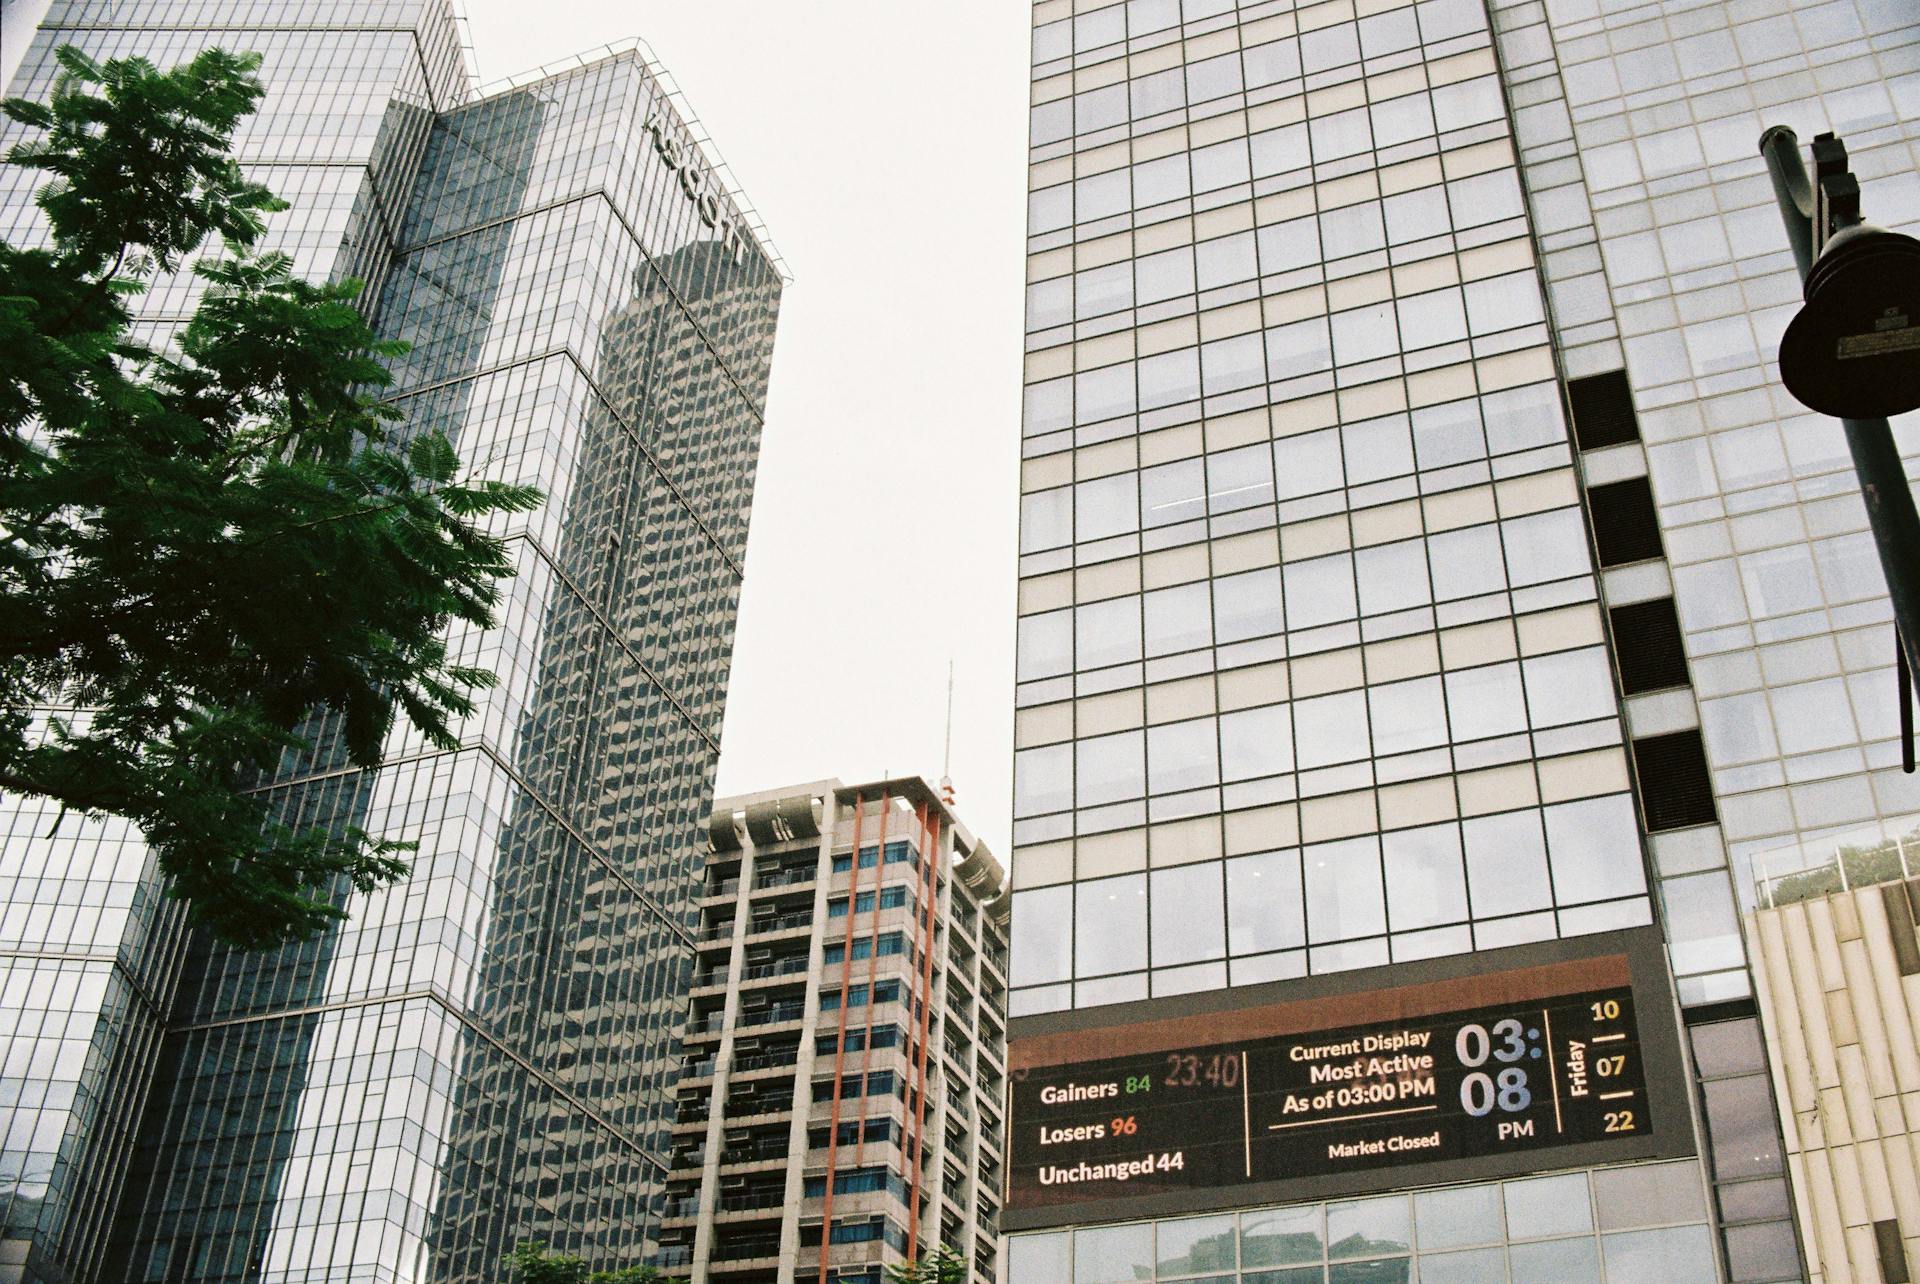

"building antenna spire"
[940,660,956,806]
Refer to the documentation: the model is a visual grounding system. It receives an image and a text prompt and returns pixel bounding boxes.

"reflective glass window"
[1017,609,1072,681]
[1220,704,1295,781]
[1077,730,1145,806]
[1148,717,1220,794]
[1463,810,1553,918]
[1075,875,1148,977]
[1227,850,1307,957]
[1076,596,1143,670]
[1384,822,1470,931]
[1305,836,1387,942]
[1011,887,1073,986]
[1150,862,1226,966]
[1213,568,1285,643]
[1145,582,1213,655]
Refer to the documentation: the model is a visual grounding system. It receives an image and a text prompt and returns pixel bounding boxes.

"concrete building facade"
[658,778,1009,1284]
[1749,846,1920,1284]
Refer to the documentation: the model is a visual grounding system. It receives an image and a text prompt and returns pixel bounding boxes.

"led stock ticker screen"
[1008,952,1663,1216]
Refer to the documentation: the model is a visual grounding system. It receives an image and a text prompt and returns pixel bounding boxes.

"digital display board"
[1006,937,1689,1223]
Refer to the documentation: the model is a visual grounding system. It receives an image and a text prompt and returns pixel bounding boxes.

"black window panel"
[1588,476,1665,567]
[1877,1220,1911,1284]
[1610,597,1691,694]
[1568,369,1641,450]
[1633,729,1718,830]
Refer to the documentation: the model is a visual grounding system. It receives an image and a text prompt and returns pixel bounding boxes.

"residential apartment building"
[1006,0,1918,1281]
[0,4,783,1280]
[1749,841,1920,1284]
[657,778,1008,1284]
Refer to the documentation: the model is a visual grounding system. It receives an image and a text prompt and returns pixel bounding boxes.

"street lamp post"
[1759,126,1920,771]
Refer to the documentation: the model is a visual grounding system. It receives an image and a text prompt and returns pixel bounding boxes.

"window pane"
[1208,444,1276,513]
[1522,646,1616,728]
[1319,201,1386,258]
[1014,744,1072,816]
[1257,213,1321,272]
[1544,794,1646,906]
[1305,836,1387,942]
[1137,246,1196,303]
[1241,1203,1322,1267]
[1149,717,1220,794]
[1369,676,1448,755]
[1463,810,1553,918]
[1146,582,1213,655]
[1151,862,1227,966]
[1445,661,1526,741]
[1075,875,1148,977]
[1384,185,1450,245]
[1294,689,1370,769]
[1356,540,1431,617]
[1283,556,1357,635]
[1413,1182,1504,1251]
[1383,822,1469,930]
[1197,231,1258,289]
[1143,458,1206,528]
[1018,608,1072,681]
[1220,704,1295,781]
[1011,887,1072,986]
[1328,1193,1410,1258]
[1075,472,1139,542]
[1504,1172,1592,1239]
[1412,398,1486,470]
[1157,1213,1239,1275]
[1076,596,1142,670]
[1251,122,1310,176]
[1343,413,1415,484]
[1428,525,1507,601]
[1276,428,1344,497]
[1227,849,1306,955]
[1020,487,1072,553]
[1140,347,1200,409]
[1265,317,1334,379]
[1077,729,1145,806]
[1214,567,1285,643]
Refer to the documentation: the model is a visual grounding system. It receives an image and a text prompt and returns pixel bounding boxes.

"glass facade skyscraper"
[0,5,782,1281]
[1006,0,1918,1282]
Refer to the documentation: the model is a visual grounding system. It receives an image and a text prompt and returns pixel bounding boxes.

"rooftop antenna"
[940,660,956,806]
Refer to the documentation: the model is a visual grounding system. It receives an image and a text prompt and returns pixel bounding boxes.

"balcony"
[740,955,811,983]
[704,878,741,900]
[738,1002,805,1028]
[720,1137,790,1165]
[753,866,816,891]
[747,911,813,937]
[710,1233,782,1261]
[731,1049,799,1075]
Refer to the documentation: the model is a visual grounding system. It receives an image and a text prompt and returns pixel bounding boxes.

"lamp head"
[1779,222,1920,418]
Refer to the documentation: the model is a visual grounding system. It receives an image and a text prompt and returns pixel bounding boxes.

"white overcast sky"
[461,3,1031,851]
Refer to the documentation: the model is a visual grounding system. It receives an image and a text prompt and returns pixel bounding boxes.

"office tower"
[0,5,783,1281]
[1747,848,1920,1284]
[658,777,1009,1284]
[1007,1,1917,1281]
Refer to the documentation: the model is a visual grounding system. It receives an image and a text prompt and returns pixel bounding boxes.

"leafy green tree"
[0,47,538,947]
[503,1241,666,1284]
[885,1245,967,1284]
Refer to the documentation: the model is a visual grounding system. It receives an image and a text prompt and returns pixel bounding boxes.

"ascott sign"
[643,104,749,265]
[1004,931,1692,1227]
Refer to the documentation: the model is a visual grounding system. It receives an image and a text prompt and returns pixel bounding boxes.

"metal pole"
[1760,126,1920,726]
